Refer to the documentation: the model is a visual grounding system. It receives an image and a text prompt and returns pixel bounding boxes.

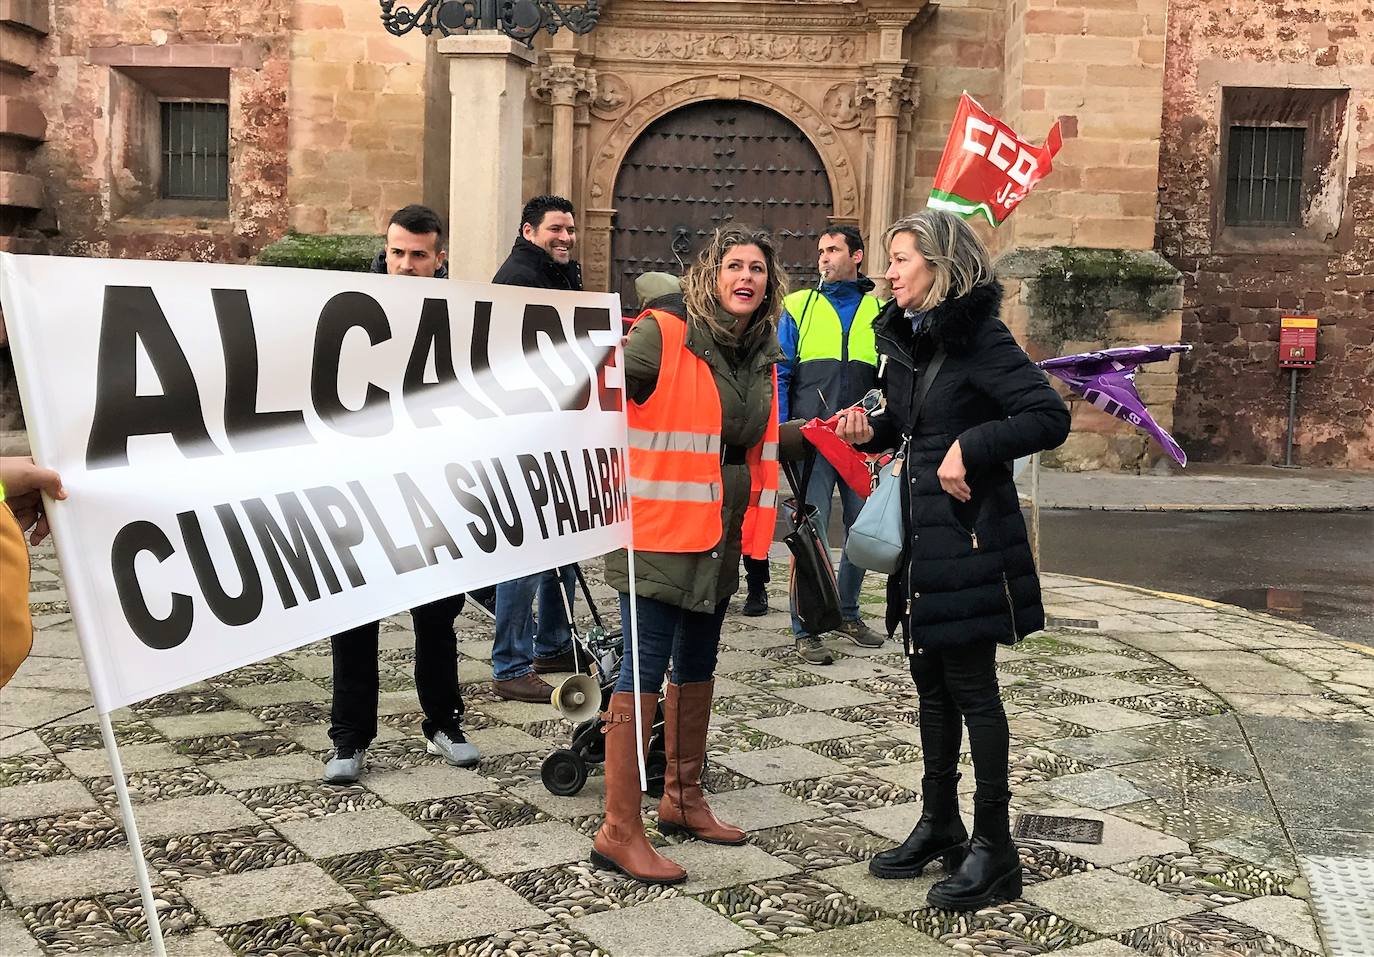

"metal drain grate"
[1045,617,1100,631]
[1013,813,1105,844]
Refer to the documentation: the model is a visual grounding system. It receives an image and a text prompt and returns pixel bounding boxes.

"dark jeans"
[743,555,770,590]
[329,593,466,750]
[910,639,1010,806]
[614,593,729,694]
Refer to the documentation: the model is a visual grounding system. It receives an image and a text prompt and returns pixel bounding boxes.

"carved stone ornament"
[822,82,862,130]
[596,29,858,64]
[590,72,630,119]
[532,63,594,107]
[859,74,917,116]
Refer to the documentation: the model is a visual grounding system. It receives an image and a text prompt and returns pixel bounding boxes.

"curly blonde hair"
[681,226,788,346]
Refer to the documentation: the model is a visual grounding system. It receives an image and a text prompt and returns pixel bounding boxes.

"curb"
[1025,502,1373,513]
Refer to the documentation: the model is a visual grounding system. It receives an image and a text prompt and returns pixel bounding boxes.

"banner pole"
[98,712,167,957]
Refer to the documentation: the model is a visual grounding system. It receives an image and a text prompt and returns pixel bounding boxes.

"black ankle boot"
[741,585,768,617]
[927,799,1022,910]
[869,776,968,879]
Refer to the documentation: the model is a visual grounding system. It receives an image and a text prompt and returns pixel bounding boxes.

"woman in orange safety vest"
[596,227,809,884]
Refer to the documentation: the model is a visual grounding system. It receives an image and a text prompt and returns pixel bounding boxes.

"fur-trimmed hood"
[873,281,1003,357]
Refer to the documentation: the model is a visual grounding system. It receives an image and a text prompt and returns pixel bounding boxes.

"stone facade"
[13,0,1371,469]
[1156,0,1373,469]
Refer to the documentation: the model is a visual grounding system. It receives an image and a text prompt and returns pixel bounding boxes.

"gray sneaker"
[795,636,835,665]
[323,747,367,784]
[839,619,885,649]
[427,729,480,768]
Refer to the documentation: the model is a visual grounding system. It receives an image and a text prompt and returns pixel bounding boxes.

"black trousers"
[743,555,770,589]
[910,639,1010,808]
[329,594,466,750]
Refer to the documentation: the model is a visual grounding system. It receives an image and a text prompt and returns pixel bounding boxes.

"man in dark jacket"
[487,195,582,702]
[325,204,477,784]
[777,226,886,664]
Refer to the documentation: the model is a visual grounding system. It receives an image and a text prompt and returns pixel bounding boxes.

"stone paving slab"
[779,917,950,956]
[132,794,261,839]
[449,821,592,875]
[367,879,549,946]
[568,896,757,957]
[57,742,193,778]
[180,862,352,926]
[0,846,142,905]
[274,806,434,858]
[0,779,98,822]
[1022,870,1203,934]
[0,554,1357,957]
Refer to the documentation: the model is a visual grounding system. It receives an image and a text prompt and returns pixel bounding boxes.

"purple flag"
[1038,345,1192,467]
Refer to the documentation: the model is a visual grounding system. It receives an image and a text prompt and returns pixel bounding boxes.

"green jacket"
[605,295,803,612]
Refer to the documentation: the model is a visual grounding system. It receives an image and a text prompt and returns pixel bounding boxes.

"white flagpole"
[616,341,648,791]
[98,713,167,957]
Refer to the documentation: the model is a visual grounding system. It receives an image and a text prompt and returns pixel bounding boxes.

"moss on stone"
[256,232,381,272]
[1018,247,1181,349]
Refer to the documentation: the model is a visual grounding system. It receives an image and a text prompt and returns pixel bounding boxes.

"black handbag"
[781,452,843,636]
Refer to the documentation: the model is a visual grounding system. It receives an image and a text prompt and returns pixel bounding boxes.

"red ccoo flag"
[928,93,1063,226]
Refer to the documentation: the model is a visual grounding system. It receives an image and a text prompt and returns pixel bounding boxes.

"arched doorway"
[610,101,834,308]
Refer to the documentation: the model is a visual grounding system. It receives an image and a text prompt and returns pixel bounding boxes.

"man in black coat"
[487,195,583,702]
[325,204,478,784]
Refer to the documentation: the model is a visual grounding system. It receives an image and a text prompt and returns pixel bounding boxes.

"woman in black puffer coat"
[836,209,1070,911]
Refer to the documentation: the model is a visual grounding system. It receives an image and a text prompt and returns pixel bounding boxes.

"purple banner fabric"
[1038,345,1192,467]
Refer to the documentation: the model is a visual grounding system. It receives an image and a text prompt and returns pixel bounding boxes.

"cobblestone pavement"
[3,546,1371,957]
[1029,464,1374,512]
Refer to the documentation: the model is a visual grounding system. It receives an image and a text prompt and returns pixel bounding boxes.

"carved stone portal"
[534,0,927,291]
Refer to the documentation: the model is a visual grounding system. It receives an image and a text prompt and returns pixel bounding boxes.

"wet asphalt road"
[1036,509,1374,647]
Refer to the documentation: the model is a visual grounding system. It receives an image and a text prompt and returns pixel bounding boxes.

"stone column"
[532,60,594,200]
[438,35,535,283]
[859,73,916,274]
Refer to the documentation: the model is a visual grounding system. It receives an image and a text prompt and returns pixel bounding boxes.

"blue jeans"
[614,593,728,694]
[791,453,865,636]
[491,567,576,681]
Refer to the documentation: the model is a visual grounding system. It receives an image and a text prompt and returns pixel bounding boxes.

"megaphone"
[551,674,601,723]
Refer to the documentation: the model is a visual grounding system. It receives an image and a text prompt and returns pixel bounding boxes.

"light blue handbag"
[843,349,946,575]
[845,445,907,574]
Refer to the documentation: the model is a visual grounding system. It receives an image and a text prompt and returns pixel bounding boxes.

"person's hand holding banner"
[928,92,1063,226]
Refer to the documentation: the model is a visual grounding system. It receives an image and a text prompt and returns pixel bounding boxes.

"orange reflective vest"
[626,308,780,559]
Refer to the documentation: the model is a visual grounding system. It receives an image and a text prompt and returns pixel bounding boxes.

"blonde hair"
[682,226,788,346]
[884,209,994,312]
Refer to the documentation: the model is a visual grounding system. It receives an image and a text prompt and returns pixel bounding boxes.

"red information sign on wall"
[1279,316,1318,369]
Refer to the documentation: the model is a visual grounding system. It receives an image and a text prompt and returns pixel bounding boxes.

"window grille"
[1225,125,1304,226]
[161,101,229,201]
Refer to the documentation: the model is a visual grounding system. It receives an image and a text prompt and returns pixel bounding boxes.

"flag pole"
[1030,451,1042,569]
[98,712,167,957]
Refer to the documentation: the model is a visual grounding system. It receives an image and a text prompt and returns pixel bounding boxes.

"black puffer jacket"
[491,236,583,290]
[864,282,1070,652]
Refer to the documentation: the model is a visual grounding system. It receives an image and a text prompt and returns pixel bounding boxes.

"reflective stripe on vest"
[628,477,721,504]
[784,288,882,367]
[627,428,722,456]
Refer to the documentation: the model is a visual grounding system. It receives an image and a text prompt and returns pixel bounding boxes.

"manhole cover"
[1013,813,1104,844]
[1045,617,1100,631]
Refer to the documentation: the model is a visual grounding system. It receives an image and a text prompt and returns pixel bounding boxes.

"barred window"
[1224,125,1305,227]
[161,101,229,201]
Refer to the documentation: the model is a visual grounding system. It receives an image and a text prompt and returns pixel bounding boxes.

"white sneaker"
[323,747,367,784]
[427,729,480,768]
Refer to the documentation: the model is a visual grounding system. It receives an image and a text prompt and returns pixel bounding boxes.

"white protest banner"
[0,254,629,714]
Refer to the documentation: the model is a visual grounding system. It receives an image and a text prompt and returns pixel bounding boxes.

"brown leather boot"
[591,692,687,885]
[658,680,747,845]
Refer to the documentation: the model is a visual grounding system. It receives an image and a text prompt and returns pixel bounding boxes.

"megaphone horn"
[551,674,601,723]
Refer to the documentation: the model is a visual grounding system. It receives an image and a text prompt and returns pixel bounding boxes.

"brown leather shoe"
[592,692,687,885]
[491,672,555,703]
[658,680,747,845]
[533,645,591,675]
